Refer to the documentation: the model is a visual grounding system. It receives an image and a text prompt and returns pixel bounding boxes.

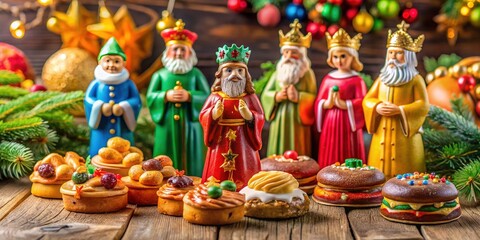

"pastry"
[121,156,176,205]
[60,168,128,213]
[313,158,385,207]
[261,150,320,194]
[29,152,85,199]
[380,172,462,224]
[183,177,245,225]
[240,171,309,219]
[91,137,144,176]
[157,170,197,216]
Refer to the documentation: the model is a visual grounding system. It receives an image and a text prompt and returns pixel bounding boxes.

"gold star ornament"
[46,0,99,57]
[87,4,154,75]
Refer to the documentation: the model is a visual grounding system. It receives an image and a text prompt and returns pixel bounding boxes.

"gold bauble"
[434,66,448,78]
[42,48,97,92]
[352,9,374,34]
[469,62,480,79]
[449,64,468,78]
[156,10,176,33]
[475,85,480,99]
[426,73,435,85]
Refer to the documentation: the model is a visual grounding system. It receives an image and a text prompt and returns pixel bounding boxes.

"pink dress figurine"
[314,29,367,168]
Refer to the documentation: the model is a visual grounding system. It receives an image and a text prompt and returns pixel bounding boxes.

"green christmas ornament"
[322,3,342,24]
[216,44,251,65]
[377,0,400,19]
[470,6,480,28]
[98,37,126,61]
[371,18,384,33]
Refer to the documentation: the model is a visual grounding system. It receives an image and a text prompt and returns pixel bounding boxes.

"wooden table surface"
[0,178,479,240]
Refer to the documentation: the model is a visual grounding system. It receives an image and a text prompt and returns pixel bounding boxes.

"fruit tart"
[30,152,85,199]
[91,137,144,176]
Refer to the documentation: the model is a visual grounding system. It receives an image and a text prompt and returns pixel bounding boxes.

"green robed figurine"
[146,20,210,176]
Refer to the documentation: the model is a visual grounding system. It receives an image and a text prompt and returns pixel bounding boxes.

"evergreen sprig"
[253,61,276,95]
[0,141,34,179]
[0,117,47,141]
[427,105,480,144]
[0,91,59,119]
[0,86,29,99]
[0,70,22,85]
[453,161,480,206]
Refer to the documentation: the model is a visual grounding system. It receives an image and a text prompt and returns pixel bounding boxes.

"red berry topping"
[283,150,298,160]
[38,163,55,178]
[101,173,118,189]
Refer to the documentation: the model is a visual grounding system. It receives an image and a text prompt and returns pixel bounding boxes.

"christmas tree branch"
[0,70,22,85]
[0,91,59,119]
[427,105,480,143]
[0,141,35,179]
[0,86,29,99]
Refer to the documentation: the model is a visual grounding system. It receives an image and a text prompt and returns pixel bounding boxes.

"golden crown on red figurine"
[161,19,198,47]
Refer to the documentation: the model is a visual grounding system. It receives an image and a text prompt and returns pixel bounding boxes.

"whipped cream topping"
[239,186,305,203]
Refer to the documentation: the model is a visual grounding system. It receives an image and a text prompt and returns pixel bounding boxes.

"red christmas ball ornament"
[228,0,248,13]
[457,75,476,93]
[30,84,47,92]
[0,42,35,81]
[401,6,419,24]
[346,0,363,7]
[328,0,343,4]
[306,21,327,39]
[476,102,480,117]
[345,8,359,21]
[327,24,340,35]
[339,17,349,28]
[293,0,303,4]
[284,150,299,160]
[257,4,281,27]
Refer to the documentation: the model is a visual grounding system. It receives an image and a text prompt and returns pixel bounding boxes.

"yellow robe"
[363,75,429,178]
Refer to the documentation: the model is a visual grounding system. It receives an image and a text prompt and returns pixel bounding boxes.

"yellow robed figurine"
[362,21,429,178]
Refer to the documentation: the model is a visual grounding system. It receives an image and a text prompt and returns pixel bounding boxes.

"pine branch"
[423,128,455,152]
[427,105,480,144]
[0,141,35,179]
[453,161,480,206]
[0,70,22,85]
[24,128,59,158]
[0,117,47,141]
[0,91,59,120]
[450,97,474,122]
[0,86,29,99]
[8,91,84,120]
[253,61,276,95]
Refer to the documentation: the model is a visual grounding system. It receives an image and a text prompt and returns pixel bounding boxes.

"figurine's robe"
[314,73,366,168]
[200,92,264,190]
[363,75,429,177]
[261,69,316,156]
[85,78,141,156]
[147,67,210,176]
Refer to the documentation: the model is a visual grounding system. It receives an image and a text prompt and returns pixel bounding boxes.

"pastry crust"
[91,155,130,176]
[62,193,128,213]
[158,197,184,217]
[183,204,244,225]
[244,195,310,219]
[31,182,65,199]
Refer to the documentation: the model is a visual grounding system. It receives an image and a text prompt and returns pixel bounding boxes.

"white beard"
[94,65,130,85]
[276,57,307,87]
[221,74,246,97]
[162,52,197,74]
[380,59,418,87]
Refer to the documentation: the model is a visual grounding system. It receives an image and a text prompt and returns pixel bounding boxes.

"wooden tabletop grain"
[0,178,478,240]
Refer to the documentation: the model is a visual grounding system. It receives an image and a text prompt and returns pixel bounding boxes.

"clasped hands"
[376,102,401,116]
[275,85,298,103]
[212,99,253,121]
[323,87,347,110]
[166,89,190,103]
[102,103,123,117]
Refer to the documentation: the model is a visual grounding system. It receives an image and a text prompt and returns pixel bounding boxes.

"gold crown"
[279,19,312,48]
[386,21,424,52]
[325,28,362,51]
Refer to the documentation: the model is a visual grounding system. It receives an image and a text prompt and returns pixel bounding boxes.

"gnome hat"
[98,37,126,61]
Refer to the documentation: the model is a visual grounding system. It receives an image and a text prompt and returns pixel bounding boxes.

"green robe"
[146,67,210,176]
[261,69,317,156]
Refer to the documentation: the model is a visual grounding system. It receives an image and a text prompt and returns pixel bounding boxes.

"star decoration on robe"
[221,149,238,172]
[47,0,99,56]
[226,129,237,141]
[87,4,154,74]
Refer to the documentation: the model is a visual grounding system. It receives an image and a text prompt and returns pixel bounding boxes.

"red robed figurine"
[200,44,264,190]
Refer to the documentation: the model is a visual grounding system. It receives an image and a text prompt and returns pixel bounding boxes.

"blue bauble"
[285,3,307,22]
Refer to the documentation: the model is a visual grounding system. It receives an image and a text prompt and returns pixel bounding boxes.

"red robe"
[200,91,264,190]
[314,73,367,168]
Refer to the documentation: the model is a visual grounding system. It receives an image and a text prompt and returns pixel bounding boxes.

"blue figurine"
[84,37,142,156]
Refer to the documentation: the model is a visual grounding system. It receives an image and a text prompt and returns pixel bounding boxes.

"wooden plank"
[421,206,480,240]
[0,178,31,221]
[348,208,423,240]
[218,199,352,240]
[122,206,218,240]
[0,195,134,239]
